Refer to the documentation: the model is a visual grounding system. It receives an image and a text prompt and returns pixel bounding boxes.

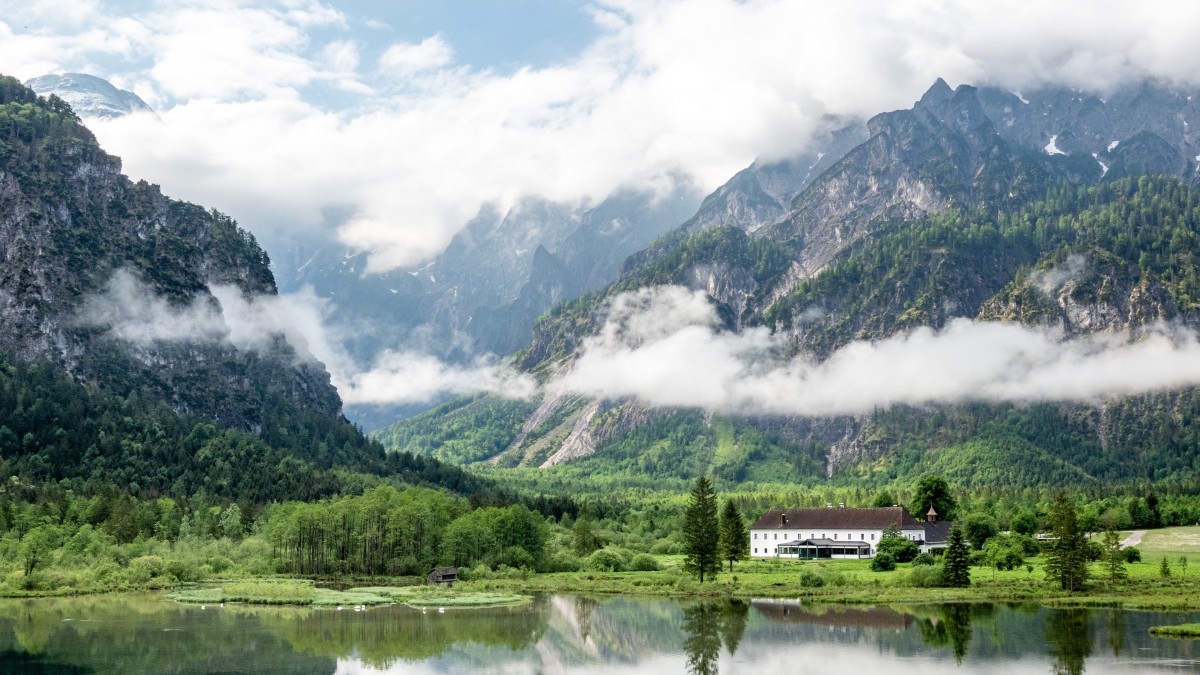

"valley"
[8,60,1200,656]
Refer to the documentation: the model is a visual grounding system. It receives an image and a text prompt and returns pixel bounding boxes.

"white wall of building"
[749,527,926,558]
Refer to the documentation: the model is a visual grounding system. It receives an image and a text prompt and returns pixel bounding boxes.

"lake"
[0,593,1197,673]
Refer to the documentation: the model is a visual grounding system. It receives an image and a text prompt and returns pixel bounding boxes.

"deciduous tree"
[911,475,957,522]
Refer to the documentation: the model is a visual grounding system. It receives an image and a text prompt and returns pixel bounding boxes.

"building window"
[871,533,875,540]
[753,533,757,540]
[834,533,838,540]
[774,533,778,540]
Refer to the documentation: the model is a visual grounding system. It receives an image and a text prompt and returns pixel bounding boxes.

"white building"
[749,505,951,559]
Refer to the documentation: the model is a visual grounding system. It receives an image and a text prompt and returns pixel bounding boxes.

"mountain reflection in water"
[0,593,1197,674]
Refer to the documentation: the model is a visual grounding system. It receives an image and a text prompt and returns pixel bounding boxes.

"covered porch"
[776,538,872,559]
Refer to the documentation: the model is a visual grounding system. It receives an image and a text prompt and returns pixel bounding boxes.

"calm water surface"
[0,593,1197,673]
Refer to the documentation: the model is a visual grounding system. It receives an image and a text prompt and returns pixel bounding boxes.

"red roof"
[750,506,925,530]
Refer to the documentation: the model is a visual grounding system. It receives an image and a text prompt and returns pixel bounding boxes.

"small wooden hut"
[427,566,459,586]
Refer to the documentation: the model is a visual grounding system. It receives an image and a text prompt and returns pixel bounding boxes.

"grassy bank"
[1149,623,1200,637]
[168,580,395,606]
[168,580,529,608]
[456,554,1200,610]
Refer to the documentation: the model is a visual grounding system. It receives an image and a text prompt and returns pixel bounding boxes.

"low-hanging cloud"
[76,270,534,406]
[335,351,536,406]
[7,1,1200,272]
[557,286,1200,417]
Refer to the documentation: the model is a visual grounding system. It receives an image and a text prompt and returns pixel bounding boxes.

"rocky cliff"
[0,76,341,433]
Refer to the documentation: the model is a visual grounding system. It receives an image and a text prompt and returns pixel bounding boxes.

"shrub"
[968,550,987,567]
[908,564,945,587]
[629,554,660,572]
[912,553,937,566]
[871,552,896,572]
[499,546,536,570]
[877,535,920,563]
[127,555,166,585]
[543,552,583,573]
[1013,533,1041,556]
[586,548,626,572]
[650,540,681,555]
[799,569,826,587]
[1083,540,1104,562]
[167,558,203,582]
[460,562,493,581]
[1123,547,1142,563]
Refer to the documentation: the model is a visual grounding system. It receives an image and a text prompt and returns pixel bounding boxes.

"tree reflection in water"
[917,603,973,663]
[1046,608,1092,675]
[1106,608,1126,658]
[720,600,749,656]
[681,599,751,675]
[574,596,598,645]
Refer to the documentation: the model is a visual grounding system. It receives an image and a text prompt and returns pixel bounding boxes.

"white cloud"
[558,286,1200,417]
[378,35,453,76]
[75,269,532,406]
[12,0,1200,274]
[337,351,536,405]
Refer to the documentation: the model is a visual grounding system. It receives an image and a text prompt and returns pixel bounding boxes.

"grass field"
[464,528,1200,610]
[1136,526,1200,553]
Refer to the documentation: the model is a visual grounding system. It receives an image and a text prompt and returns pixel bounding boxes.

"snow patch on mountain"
[24,73,154,119]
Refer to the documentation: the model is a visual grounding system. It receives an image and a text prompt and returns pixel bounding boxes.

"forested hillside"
[0,75,521,507]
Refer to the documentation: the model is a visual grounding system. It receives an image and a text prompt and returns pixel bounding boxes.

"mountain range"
[18,69,1200,493]
[378,78,1200,490]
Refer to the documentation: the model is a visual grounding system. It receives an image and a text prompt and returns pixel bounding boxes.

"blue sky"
[341,0,599,70]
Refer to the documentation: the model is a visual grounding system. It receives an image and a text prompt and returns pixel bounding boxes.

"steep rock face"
[686,262,759,324]
[763,81,1057,279]
[682,121,868,236]
[0,77,341,431]
[978,251,1181,335]
[975,81,1200,172]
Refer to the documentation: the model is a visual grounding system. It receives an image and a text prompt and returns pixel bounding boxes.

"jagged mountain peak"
[918,77,954,106]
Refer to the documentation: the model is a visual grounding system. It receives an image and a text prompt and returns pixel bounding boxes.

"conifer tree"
[718,499,748,573]
[1102,526,1127,584]
[1045,491,1088,591]
[941,526,971,587]
[573,504,597,556]
[683,476,720,582]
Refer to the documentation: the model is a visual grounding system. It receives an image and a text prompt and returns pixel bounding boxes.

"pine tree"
[1045,491,1088,591]
[1102,526,1126,584]
[718,499,748,573]
[573,504,597,556]
[942,526,971,587]
[683,476,720,582]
